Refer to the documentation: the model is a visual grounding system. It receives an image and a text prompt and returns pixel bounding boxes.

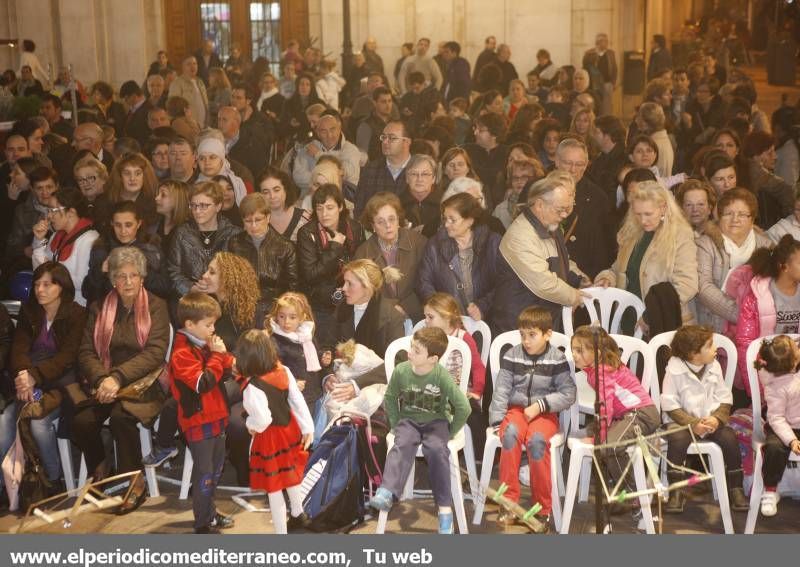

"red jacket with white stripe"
[169,331,233,433]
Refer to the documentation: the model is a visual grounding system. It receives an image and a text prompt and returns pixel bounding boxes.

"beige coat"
[596,222,699,323]
[168,74,209,128]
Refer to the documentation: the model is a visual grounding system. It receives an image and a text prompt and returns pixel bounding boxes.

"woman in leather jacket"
[227,193,298,308]
[297,184,365,347]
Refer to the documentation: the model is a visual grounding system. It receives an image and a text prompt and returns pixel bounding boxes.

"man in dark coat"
[588,115,628,206]
[119,80,153,147]
[441,41,471,103]
[194,39,223,86]
[355,121,411,216]
[472,36,497,83]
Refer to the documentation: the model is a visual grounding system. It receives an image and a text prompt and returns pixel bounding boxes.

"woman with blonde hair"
[207,67,232,124]
[439,146,480,194]
[569,107,598,160]
[503,78,529,121]
[154,179,190,253]
[595,180,698,331]
[105,152,159,231]
[331,258,406,404]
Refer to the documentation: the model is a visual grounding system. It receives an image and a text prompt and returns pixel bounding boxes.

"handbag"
[17,405,54,508]
[1,414,25,511]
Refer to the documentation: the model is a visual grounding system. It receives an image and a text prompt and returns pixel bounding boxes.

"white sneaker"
[760,491,780,517]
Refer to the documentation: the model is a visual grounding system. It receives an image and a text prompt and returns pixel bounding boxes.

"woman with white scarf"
[196,136,248,205]
[695,188,773,332]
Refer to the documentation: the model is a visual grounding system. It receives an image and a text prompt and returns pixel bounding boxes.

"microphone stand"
[592,326,610,534]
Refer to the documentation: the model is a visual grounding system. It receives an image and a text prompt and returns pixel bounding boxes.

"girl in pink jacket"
[571,326,661,498]
[754,335,800,517]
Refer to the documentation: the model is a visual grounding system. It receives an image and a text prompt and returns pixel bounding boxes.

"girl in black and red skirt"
[236,330,315,533]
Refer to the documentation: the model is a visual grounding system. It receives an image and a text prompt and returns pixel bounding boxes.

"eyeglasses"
[379,134,407,143]
[720,211,752,221]
[547,201,575,216]
[75,176,97,185]
[189,202,214,211]
[244,215,268,225]
[152,150,169,158]
[560,160,587,169]
[114,272,142,283]
[46,206,66,215]
[407,171,433,179]
[373,216,399,227]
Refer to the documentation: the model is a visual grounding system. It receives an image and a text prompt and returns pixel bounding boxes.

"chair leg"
[137,424,159,497]
[632,448,655,534]
[463,425,479,501]
[560,445,588,534]
[706,448,733,534]
[57,438,76,492]
[78,454,88,488]
[550,445,563,533]
[449,454,468,534]
[472,433,499,525]
[375,509,389,534]
[579,456,592,502]
[745,449,764,534]
[179,448,193,500]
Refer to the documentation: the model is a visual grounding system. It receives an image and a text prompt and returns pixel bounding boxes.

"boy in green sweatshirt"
[368,327,471,534]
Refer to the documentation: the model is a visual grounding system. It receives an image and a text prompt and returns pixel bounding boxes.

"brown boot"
[727,470,749,512]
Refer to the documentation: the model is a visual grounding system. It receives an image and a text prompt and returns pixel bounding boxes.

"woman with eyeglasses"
[166,181,242,297]
[73,155,108,223]
[32,187,100,307]
[355,192,428,322]
[227,193,298,308]
[417,192,501,322]
[695,188,772,334]
[256,166,310,242]
[595,180,698,333]
[400,154,442,238]
[145,137,172,180]
[297,184,365,347]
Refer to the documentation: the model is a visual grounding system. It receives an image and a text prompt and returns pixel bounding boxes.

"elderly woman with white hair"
[399,153,442,238]
[444,175,506,235]
[196,134,248,205]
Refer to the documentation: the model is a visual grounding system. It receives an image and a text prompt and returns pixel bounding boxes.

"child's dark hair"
[754,335,798,375]
[235,329,280,377]
[571,325,622,369]
[413,327,448,360]
[670,325,714,360]
[749,235,800,279]
[177,291,222,327]
[518,306,553,333]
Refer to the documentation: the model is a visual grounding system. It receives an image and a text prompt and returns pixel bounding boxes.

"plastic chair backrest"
[562,287,646,338]
[384,335,471,395]
[411,316,491,367]
[745,333,800,442]
[649,330,738,389]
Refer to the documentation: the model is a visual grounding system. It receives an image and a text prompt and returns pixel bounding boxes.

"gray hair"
[108,246,147,283]
[573,69,590,83]
[442,176,485,208]
[525,170,575,207]
[405,154,438,183]
[556,137,588,159]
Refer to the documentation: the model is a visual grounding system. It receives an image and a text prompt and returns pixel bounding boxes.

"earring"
[660,215,665,221]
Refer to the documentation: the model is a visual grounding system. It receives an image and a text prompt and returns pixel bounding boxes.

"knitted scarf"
[270,319,321,372]
[93,286,151,370]
[50,217,93,262]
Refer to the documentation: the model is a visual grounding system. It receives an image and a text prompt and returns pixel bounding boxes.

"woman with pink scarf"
[72,246,170,513]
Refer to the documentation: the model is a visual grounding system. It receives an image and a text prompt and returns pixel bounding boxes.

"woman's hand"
[96,376,120,404]
[790,439,800,455]
[331,231,347,245]
[466,303,482,321]
[15,370,34,402]
[594,275,612,288]
[331,382,356,403]
[32,219,49,241]
[394,304,407,317]
[191,280,209,293]
[297,379,306,392]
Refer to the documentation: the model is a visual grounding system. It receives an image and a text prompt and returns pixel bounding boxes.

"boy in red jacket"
[170,292,235,534]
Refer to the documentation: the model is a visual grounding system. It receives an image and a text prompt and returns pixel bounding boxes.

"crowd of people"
[0,14,799,535]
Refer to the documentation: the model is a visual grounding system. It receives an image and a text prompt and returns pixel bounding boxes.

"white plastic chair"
[411,316,491,367]
[560,334,658,534]
[562,287,646,338]
[374,335,472,534]
[744,333,800,534]
[471,330,572,532]
[649,330,737,534]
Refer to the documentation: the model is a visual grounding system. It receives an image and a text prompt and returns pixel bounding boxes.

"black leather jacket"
[227,228,299,306]
[166,216,242,296]
[297,218,365,311]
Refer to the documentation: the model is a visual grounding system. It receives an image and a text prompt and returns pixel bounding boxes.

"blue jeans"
[0,401,62,482]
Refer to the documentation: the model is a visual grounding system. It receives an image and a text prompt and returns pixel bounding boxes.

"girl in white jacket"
[660,325,748,513]
[316,60,346,111]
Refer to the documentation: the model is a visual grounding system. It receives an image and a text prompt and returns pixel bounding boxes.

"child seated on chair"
[368,327,471,534]
[169,292,235,534]
[660,325,749,514]
[570,325,660,526]
[488,307,576,529]
[753,335,800,517]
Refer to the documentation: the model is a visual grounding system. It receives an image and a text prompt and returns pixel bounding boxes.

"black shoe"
[210,513,235,529]
[287,512,310,531]
[115,477,148,515]
[194,525,222,534]
[727,470,749,512]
